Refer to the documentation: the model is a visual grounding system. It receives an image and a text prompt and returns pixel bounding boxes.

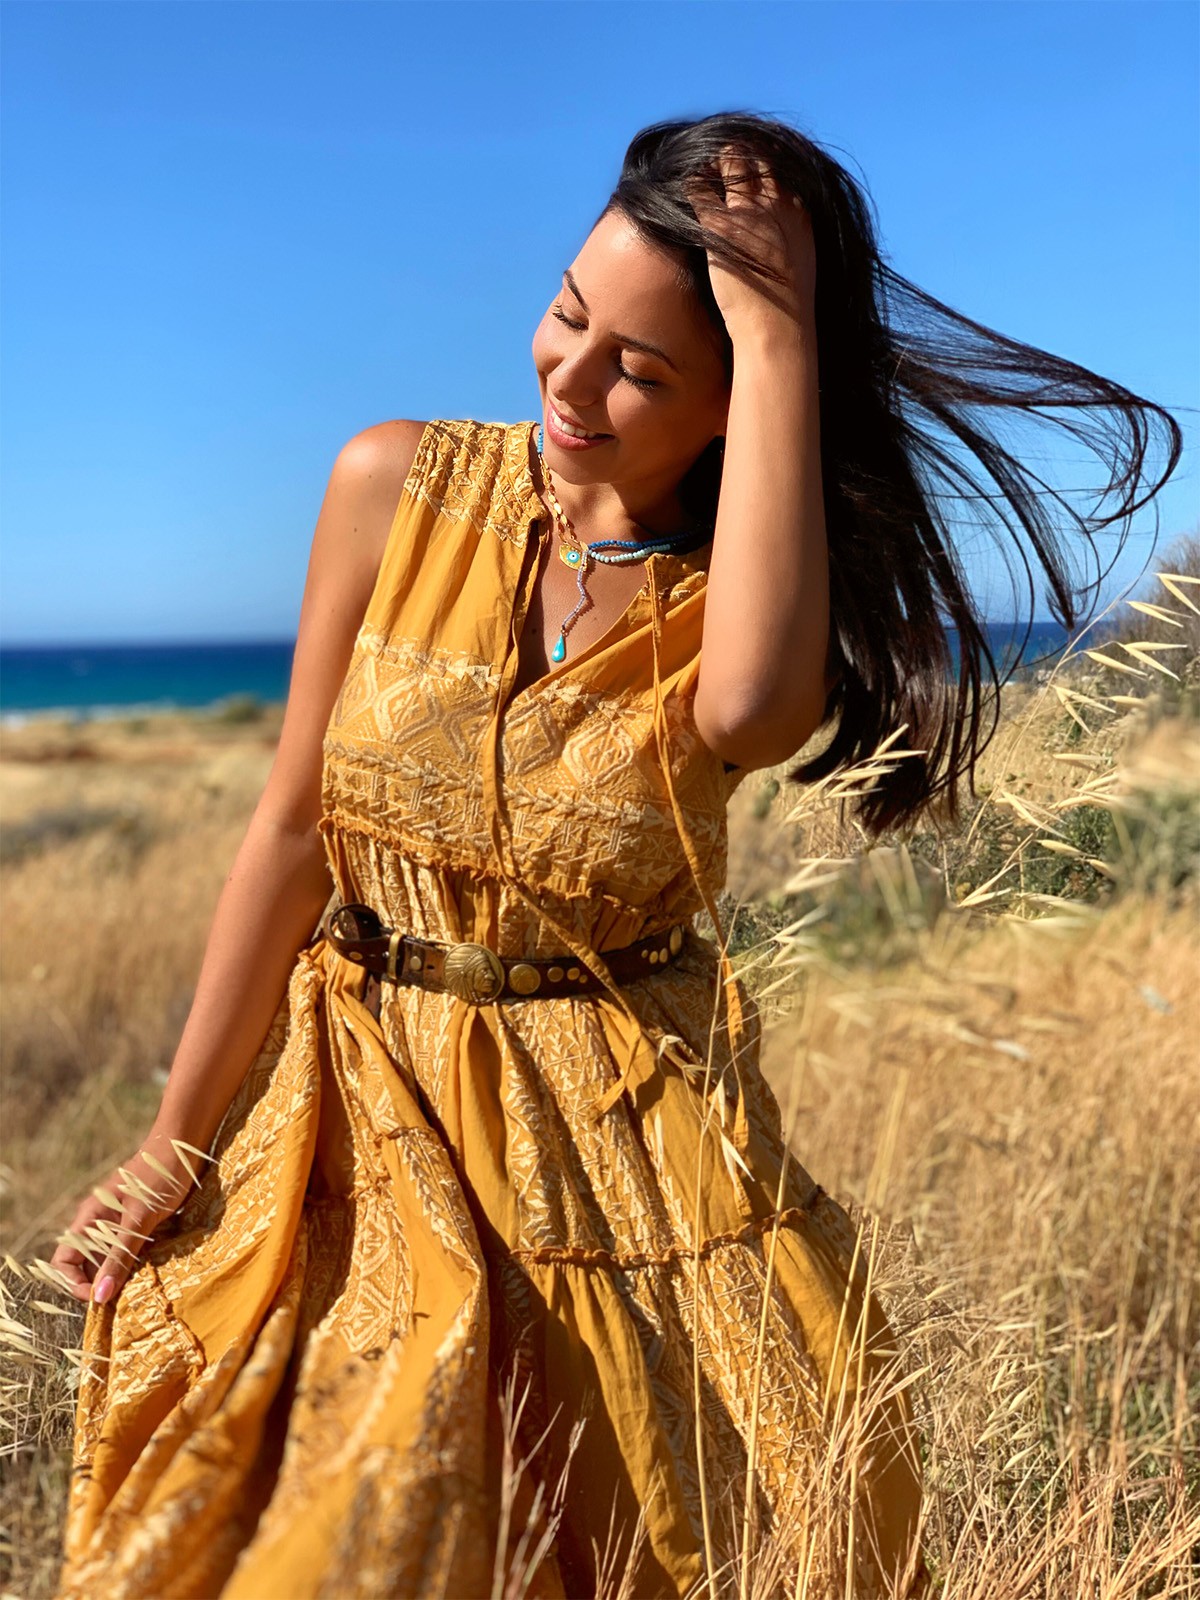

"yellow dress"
[56,419,925,1599]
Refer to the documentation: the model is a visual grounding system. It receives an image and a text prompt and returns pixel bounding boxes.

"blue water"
[0,641,296,720]
[0,622,1073,721]
[970,619,1075,676]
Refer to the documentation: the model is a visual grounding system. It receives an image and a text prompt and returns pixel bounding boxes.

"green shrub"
[698,847,949,975]
[209,694,265,724]
[1112,784,1200,899]
[1020,804,1118,902]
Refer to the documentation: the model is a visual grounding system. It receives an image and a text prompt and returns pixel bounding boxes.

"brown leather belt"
[322,901,688,1003]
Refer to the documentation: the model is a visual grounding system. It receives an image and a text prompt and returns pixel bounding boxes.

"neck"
[536,443,706,545]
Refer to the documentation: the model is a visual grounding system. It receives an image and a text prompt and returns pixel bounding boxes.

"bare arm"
[688,152,834,771]
[153,419,428,1150]
[694,323,831,770]
[52,420,427,1305]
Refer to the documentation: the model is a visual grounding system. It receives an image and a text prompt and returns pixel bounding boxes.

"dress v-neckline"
[500,518,659,714]
[497,421,711,718]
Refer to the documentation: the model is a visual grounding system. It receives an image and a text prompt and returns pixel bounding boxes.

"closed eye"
[551,304,660,392]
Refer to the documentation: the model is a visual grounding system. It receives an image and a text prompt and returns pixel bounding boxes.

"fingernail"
[93,1275,116,1305]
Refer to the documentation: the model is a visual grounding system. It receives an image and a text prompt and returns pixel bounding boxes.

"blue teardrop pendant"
[535,417,711,673]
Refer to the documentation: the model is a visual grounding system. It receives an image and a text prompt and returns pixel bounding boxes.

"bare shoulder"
[253,419,428,835]
[335,417,428,486]
[318,418,429,594]
[330,419,428,529]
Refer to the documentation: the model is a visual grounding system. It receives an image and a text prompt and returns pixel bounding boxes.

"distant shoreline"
[0,697,287,731]
[0,621,1077,721]
[0,639,297,720]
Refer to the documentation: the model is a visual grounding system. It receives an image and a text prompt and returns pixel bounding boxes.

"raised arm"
[687,152,835,771]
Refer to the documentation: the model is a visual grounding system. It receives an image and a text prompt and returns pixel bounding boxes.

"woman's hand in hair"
[685,147,816,342]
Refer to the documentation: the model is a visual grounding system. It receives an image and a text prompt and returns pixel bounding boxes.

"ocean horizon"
[0,622,1078,722]
[0,640,298,723]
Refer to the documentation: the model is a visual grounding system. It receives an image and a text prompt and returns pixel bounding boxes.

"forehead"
[569,212,704,343]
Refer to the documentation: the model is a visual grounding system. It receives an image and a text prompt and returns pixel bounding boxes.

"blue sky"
[3,0,1196,644]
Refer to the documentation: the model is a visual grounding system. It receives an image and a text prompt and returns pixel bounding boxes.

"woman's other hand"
[685,146,816,341]
[49,1125,213,1307]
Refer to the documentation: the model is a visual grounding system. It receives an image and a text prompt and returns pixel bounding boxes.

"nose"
[548,339,606,412]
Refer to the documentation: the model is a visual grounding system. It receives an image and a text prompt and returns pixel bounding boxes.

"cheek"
[531,319,559,378]
[623,394,716,459]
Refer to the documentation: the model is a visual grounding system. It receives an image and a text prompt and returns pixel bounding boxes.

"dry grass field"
[2,550,1197,1597]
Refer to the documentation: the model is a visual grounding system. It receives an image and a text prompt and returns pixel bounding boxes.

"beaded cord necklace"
[535,423,714,663]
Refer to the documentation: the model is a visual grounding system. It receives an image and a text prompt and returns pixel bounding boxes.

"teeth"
[552,406,605,440]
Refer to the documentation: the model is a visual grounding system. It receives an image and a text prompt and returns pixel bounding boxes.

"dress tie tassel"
[478,537,753,1187]
[646,573,754,1161]
[478,532,665,1127]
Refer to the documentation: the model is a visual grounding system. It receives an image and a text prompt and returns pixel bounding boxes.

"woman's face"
[531,209,731,500]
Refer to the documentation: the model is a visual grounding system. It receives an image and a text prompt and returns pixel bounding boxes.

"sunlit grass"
[2,552,1198,1597]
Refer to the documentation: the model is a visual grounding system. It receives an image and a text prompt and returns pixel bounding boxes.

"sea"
[0,622,1074,723]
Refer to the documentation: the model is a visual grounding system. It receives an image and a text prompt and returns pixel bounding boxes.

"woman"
[49,113,1179,1599]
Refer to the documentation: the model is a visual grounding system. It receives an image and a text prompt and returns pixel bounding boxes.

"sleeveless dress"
[55,419,925,1599]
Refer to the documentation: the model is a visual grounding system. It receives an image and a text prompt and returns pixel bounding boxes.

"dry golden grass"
[2,561,1198,1597]
[751,892,1198,1597]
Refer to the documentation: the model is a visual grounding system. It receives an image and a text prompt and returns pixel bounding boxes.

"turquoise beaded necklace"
[536,423,713,663]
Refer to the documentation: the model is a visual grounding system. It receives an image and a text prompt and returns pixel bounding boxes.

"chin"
[544,450,623,488]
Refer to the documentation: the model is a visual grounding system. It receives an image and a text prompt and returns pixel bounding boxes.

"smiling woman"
[532,221,733,535]
[48,108,1181,1600]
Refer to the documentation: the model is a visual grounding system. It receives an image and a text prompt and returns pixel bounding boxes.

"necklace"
[535,424,713,663]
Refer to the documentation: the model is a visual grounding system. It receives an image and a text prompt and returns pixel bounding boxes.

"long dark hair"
[600,112,1184,835]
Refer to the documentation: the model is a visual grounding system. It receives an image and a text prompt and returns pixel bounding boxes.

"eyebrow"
[562,269,680,374]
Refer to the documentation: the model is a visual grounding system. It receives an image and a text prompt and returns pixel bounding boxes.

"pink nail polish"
[93,1275,116,1304]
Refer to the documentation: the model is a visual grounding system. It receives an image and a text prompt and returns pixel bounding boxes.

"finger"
[717,149,756,204]
[755,158,781,205]
[53,1228,105,1275]
[50,1244,98,1298]
[77,1202,124,1256]
[51,1199,118,1296]
[736,156,781,212]
[90,1206,156,1305]
[683,170,727,227]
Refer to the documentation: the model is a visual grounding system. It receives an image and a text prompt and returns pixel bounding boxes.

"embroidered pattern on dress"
[57,417,925,1600]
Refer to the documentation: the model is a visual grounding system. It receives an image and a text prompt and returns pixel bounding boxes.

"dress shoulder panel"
[400,418,539,547]
[360,418,539,640]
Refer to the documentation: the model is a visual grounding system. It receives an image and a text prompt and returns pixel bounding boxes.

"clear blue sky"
[3,0,1196,644]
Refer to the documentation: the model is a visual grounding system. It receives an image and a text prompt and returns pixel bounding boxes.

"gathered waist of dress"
[319,823,707,959]
[322,900,692,1004]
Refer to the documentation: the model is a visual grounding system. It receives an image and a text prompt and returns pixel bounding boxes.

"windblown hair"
[600,112,1184,835]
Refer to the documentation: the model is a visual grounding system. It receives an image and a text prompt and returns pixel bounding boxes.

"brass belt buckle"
[441,941,506,1003]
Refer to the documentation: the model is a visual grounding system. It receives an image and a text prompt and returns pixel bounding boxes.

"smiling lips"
[547,402,613,448]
